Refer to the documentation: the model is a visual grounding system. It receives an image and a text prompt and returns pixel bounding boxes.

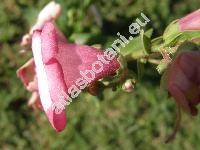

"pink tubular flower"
[163,9,200,46]
[167,51,200,115]
[18,21,120,132]
[178,9,200,31]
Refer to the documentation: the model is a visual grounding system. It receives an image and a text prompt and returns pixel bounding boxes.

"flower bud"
[20,34,31,46]
[122,79,135,92]
[179,9,200,31]
[163,9,200,46]
[167,51,200,115]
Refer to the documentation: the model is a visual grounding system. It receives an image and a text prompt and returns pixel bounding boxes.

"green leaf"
[156,62,168,74]
[163,20,182,46]
[141,30,152,54]
[177,30,200,42]
[164,30,200,47]
[151,36,164,52]
[120,29,153,58]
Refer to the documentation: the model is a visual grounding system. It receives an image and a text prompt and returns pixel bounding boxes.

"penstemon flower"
[163,9,200,46]
[167,51,200,115]
[18,22,120,131]
[164,50,200,143]
[17,1,120,132]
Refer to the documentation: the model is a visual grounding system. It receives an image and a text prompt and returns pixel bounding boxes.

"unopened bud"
[122,80,135,92]
[21,34,31,46]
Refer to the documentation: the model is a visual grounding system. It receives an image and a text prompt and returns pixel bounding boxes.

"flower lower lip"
[32,31,52,111]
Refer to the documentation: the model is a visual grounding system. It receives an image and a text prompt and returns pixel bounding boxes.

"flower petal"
[32,30,66,132]
[179,9,200,31]
[17,58,36,91]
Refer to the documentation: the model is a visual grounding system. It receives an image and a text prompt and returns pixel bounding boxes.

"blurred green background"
[0,0,200,149]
